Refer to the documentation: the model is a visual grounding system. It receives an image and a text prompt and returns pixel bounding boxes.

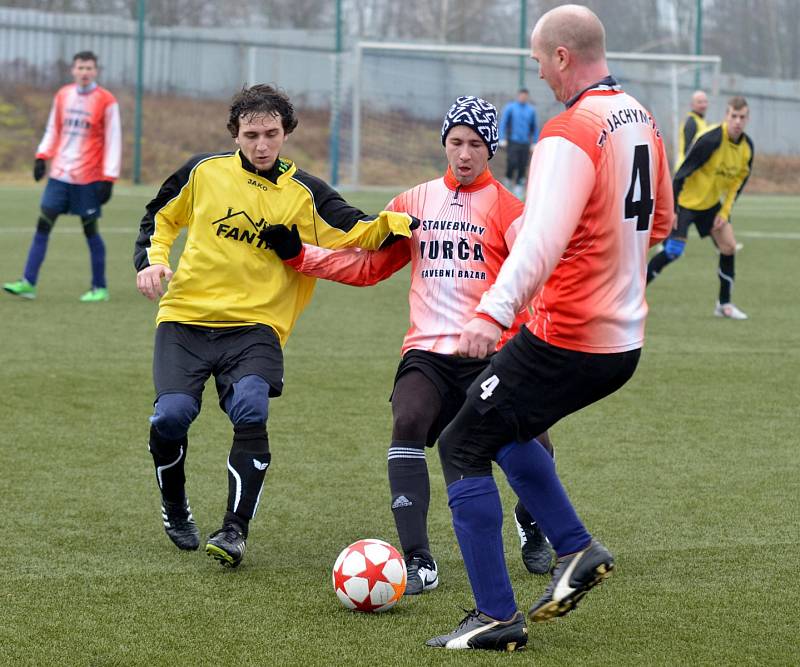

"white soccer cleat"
[404,554,439,595]
[714,302,748,320]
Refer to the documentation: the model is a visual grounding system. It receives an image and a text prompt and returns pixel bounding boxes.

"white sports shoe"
[404,555,439,595]
[714,302,748,320]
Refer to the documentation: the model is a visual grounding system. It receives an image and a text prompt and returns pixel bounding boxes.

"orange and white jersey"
[477,79,674,353]
[288,168,524,355]
[36,83,121,184]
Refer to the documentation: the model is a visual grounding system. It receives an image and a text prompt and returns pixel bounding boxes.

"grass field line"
[736,230,800,239]
[1,227,799,240]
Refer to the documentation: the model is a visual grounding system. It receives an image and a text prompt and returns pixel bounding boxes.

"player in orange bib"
[3,51,121,303]
[260,97,555,594]
[426,5,674,651]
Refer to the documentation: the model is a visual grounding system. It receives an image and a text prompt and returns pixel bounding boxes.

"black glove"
[408,215,420,231]
[97,181,114,206]
[33,158,46,181]
[259,224,302,260]
[97,181,113,205]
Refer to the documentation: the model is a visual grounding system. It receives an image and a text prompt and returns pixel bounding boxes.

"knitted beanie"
[440,95,499,158]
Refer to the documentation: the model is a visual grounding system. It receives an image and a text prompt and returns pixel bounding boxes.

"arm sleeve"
[287,239,411,286]
[682,116,698,151]
[133,156,205,271]
[293,170,414,250]
[35,95,60,160]
[650,140,676,246]
[103,100,122,181]
[476,136,595,327]
[673,127,721,206]
[721,136,754,220]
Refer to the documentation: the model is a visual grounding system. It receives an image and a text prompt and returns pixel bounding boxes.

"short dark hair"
[227,84,299,138]
[727,95,748,111]
[518,87,529,94]
[72,51,98,64]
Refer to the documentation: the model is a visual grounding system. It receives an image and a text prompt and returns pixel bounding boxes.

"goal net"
[338,42,721,190]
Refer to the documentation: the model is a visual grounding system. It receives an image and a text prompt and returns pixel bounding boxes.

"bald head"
[690,90,709,115]
[532,4,606,64]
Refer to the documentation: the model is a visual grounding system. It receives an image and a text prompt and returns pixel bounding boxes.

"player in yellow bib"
[647,96,753,320]
[675,90,708,170]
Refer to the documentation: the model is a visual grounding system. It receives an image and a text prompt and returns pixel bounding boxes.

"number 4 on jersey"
[480,374,499,400]
[625,144,654,231]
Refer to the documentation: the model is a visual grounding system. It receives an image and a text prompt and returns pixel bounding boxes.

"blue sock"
[23,231,50,285]
[496,440,591,557]
[86,233,106,288]
[447,476,517,621]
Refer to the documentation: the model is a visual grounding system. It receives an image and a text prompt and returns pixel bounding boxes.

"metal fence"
[2,7,799,186]
[0,7,337,102]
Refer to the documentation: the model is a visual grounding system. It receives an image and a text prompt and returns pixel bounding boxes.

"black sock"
[514,499,535,526]
[718,253,735,304]
[148,425,188,503]
[387,440,431,560]
[647,250,672,283]
[226,423,270,532]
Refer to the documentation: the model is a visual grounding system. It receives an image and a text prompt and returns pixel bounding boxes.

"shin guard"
[226,423,270,529]
[148,425,188,503]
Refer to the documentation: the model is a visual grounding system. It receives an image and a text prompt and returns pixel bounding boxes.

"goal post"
[345,41,721,189]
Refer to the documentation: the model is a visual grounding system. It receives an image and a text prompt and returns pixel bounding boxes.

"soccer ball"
[332,538,407,612]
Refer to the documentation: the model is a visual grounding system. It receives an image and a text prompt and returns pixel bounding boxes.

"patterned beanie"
[441,95,499,159]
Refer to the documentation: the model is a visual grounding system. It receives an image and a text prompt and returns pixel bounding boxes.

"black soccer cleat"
[161,498,200,551]
[427,609,527,651]
[205,524,247,568]
[514,511,554,575]
[404,554,439,595]
[528,538,614,623]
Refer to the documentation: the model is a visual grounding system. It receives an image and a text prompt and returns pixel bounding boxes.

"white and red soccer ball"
[332,538,407,612]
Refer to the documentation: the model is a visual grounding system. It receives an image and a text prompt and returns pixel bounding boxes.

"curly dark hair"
[227,84,299,138]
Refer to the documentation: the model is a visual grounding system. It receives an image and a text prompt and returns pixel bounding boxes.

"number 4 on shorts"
[480,374,499,400]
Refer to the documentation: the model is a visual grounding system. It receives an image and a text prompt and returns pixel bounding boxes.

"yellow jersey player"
[675,89,709,170]
[133,84,417,567]
[647,96,754,319]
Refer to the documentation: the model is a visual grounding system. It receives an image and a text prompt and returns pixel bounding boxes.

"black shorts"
[673,203,721,239]
[391,349,490,446]
[153,322,284,408]
[462,326,641,448]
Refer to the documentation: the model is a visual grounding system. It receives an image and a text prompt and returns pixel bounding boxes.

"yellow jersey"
[134,151,414,345]
[673,123,754,219]
[675,110,707,170]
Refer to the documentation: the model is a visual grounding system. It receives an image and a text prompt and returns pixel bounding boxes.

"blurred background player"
[676,89,709,169]
[3,51,120,302]
[133,84,417,568]
[498,88,538,198]
[647,96,753,319]
[428,4,674,651]
[260,96,555,593]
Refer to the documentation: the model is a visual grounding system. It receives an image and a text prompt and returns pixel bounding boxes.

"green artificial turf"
[1,186,797,665]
